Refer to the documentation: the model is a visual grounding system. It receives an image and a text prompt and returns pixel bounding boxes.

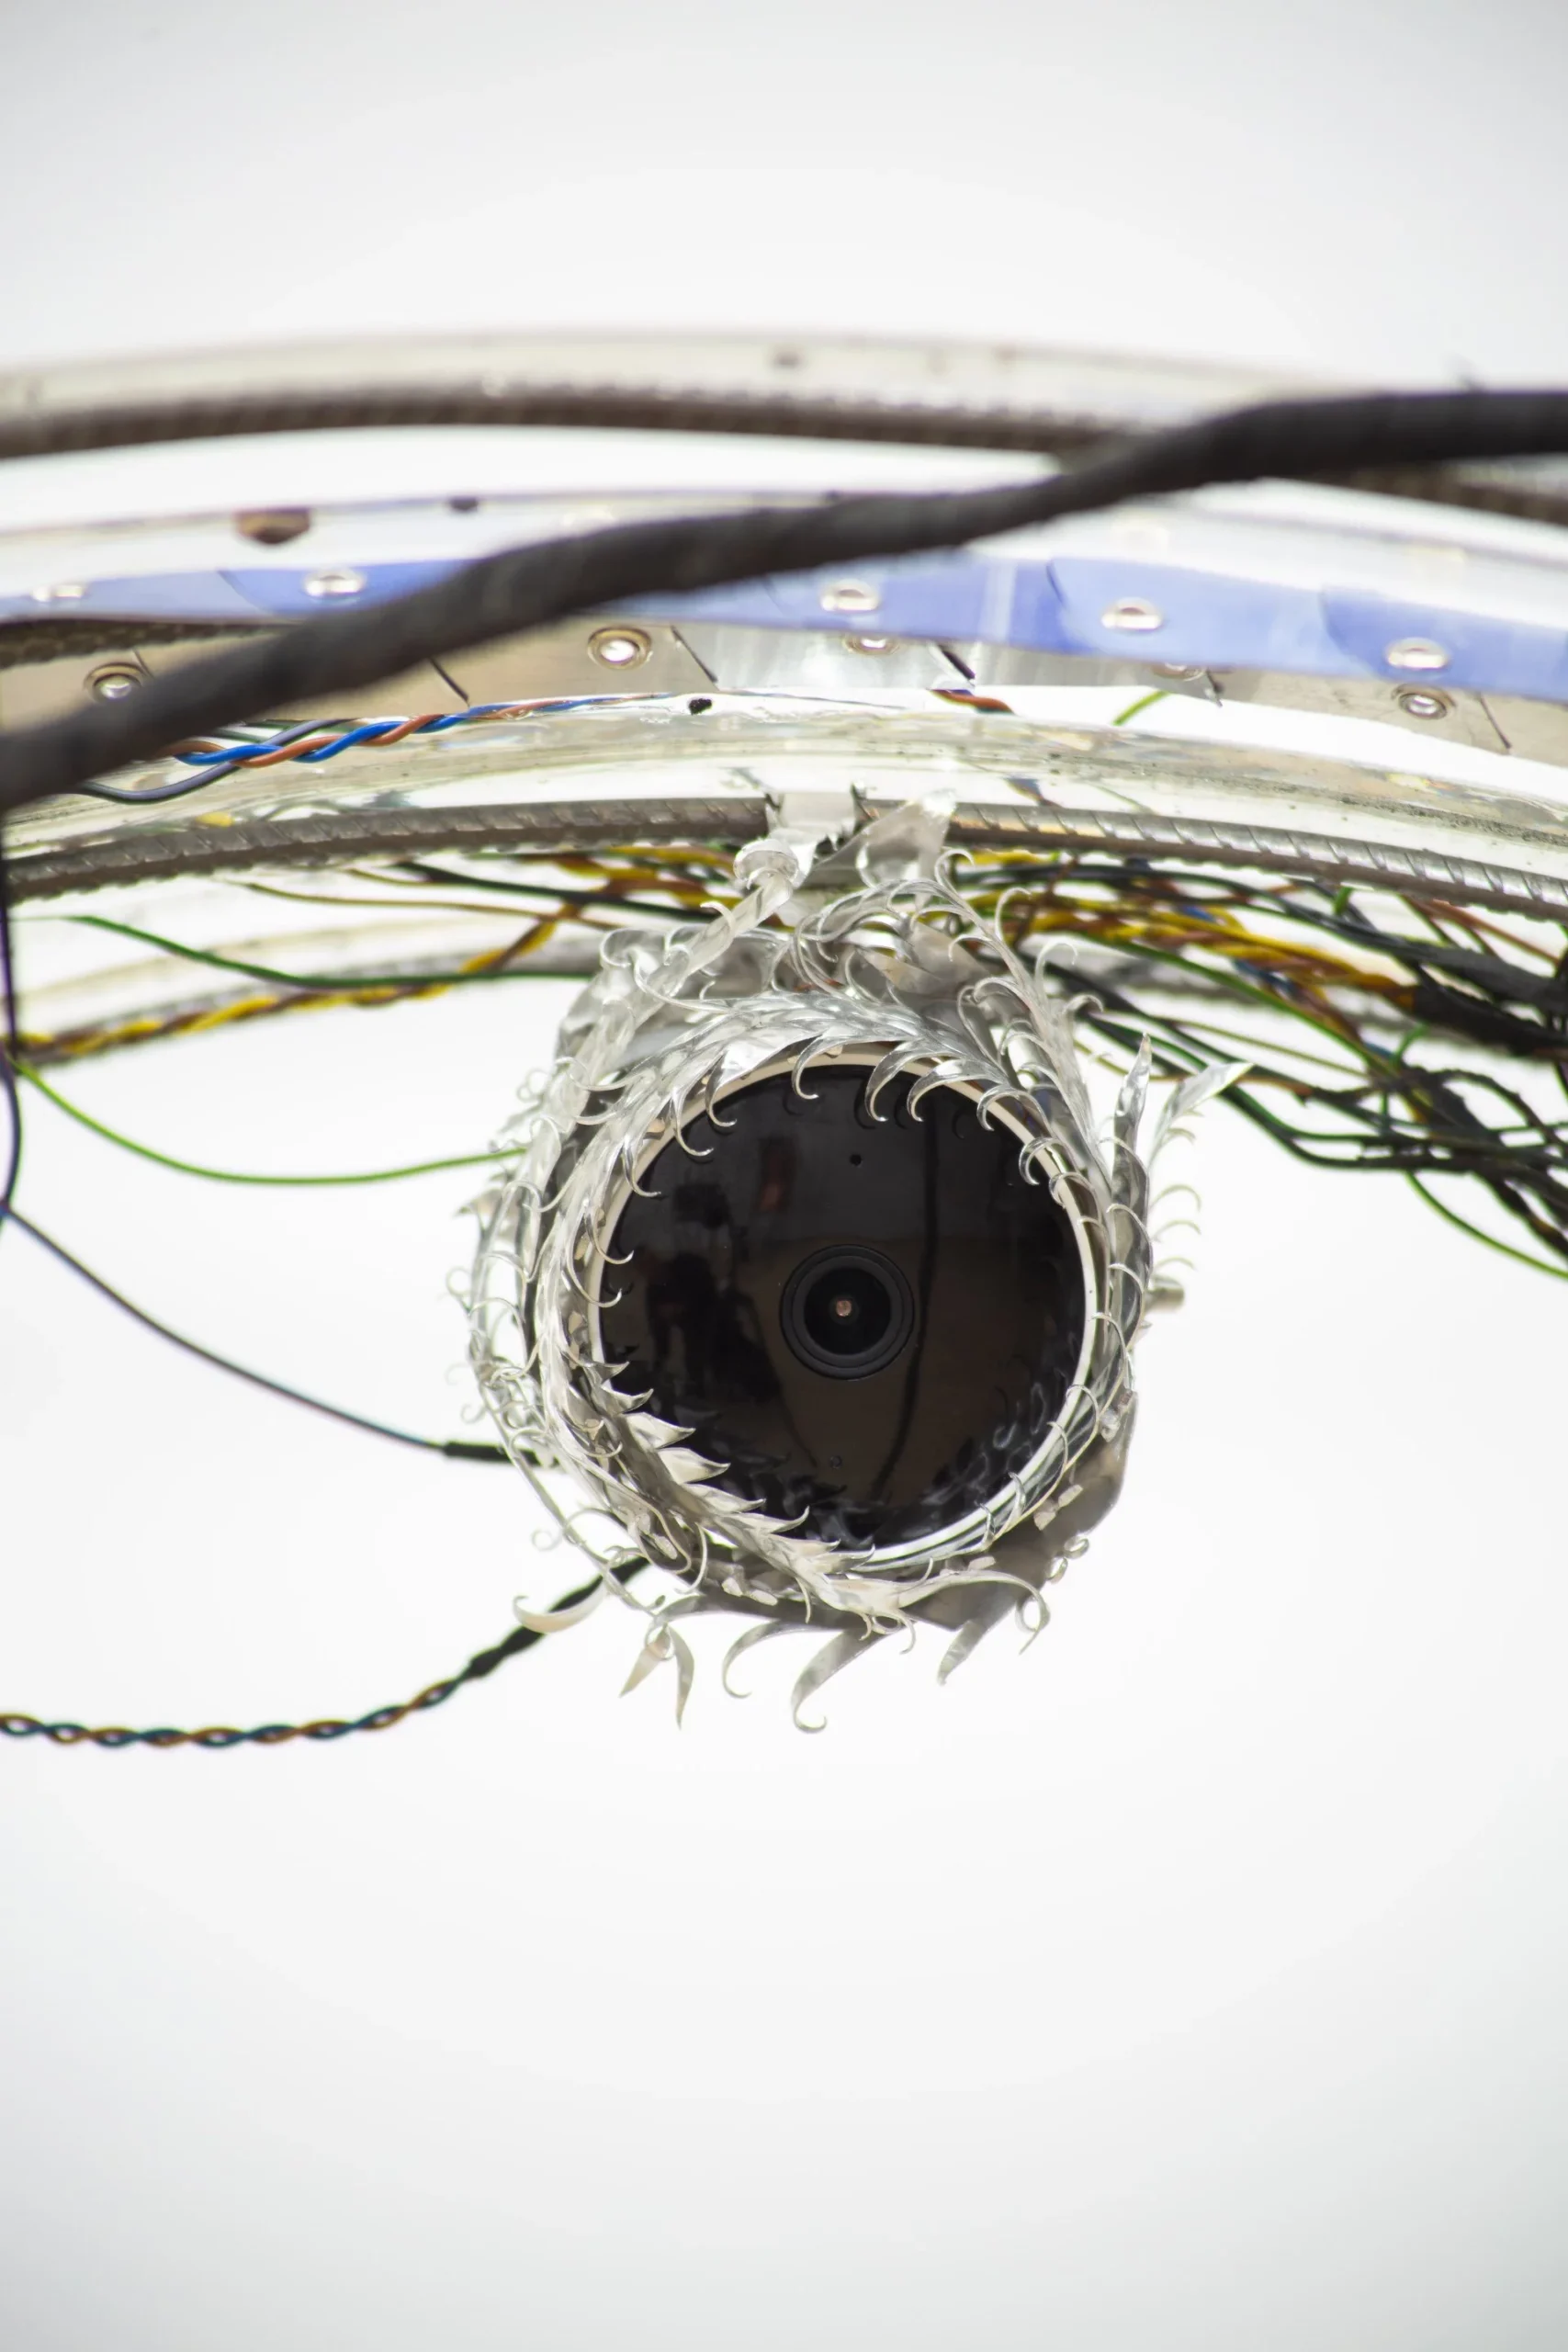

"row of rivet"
[816,578,1457,679]
[28,559,1465,702]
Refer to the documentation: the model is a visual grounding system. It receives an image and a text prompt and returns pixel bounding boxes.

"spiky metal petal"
[468,802,1227,1718]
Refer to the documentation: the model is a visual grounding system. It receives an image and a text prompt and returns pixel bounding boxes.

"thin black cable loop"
[0,839,22,1239]
[0,1044,19,1243]
[0,840,17,1054]
[73,720,328,806]
[3,389,1568,820]
[0,1204,507,1462]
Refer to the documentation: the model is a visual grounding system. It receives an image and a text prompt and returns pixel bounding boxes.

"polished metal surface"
[8,700,1568,915]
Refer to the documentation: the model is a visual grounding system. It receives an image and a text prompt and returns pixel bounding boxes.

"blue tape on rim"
[1045,559,1341,673]
[618,552,1015,641]
[0,571,265,624]
[1323,591,1568,700]
[4,551,1567,705]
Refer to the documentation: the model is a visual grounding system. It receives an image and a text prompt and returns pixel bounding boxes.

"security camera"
[469,799,1213,1723]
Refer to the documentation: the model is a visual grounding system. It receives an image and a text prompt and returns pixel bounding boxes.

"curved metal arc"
[11,694,1568,922]
[1,330,1561,530]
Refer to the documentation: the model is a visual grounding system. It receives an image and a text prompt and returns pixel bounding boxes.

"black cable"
[0,1204,508,1461]
[395,861,723,924]
[0,1049,19,1248]
[0,1565,646,1749]
[1069,896,1568,1265]
[990,850,1568,1041]
[0,838,21,1242]
[0,369,1563,528]
[4,389,1568,820]
[0,840,16,1055]
[72,720,327,805]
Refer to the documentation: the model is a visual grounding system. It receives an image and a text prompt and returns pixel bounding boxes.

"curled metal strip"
[466,803,1227,1717]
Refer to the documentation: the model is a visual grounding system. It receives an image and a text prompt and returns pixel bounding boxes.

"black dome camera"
[470,803,1164,1720]
[601,1060,1088,1554]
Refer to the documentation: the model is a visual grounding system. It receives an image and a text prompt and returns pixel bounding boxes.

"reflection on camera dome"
[601,1065,1085,1548]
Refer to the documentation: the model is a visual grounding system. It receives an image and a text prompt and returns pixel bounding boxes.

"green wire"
[1111,688,1170,727]
[1066,923,1373,1061]
[67,913,572,994]
[34,878,1568,1275]
[19,1063,515,1189]
[1405,1172,1568,1281]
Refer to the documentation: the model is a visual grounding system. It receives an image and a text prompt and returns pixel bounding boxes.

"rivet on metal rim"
[818,580,882,616]
[1395,686,1452,720]
[304,568,367,599]
[237,507,311,547]
[1150,662,1203,679]
[843,635,894,654]
[86,663,142,703]
[588,626,653,669]
[1101,598,1165,633]
[1385,638,1450,673]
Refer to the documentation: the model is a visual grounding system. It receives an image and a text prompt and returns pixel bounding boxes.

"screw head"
[236,507,310,547]
[1101,598,1165,633]
[1395,686,1451,720]
[843,634,894,654]
[29,581,86,604]
[303,568,366,599]
[87,663,142,703]
[1385,637,1450,673]
[818,580,881,616]
[588,626,652,670]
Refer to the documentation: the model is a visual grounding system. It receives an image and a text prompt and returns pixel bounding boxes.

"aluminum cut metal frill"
[467,796,1241,1726]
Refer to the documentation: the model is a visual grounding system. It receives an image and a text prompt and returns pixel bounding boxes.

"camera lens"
[782,1246,914,1378]
[599,1060,1086,1550]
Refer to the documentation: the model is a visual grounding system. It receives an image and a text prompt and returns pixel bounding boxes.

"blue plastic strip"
[0,571,265,624]
[1044,559,1343,673]
[1323,591,1568,700]
[4,553,1566,704]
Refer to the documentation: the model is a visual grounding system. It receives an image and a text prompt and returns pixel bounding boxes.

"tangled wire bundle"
[5,370,1568,1741]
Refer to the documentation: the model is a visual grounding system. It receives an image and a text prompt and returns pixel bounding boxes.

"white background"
[3,6,1567,2348]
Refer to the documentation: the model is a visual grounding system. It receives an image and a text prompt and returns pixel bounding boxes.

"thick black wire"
[0,1204,507,1462]
[1,371,1564,528]
[4,389,1568,819]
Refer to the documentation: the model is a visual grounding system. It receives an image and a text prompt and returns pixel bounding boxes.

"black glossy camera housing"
[600,1059,1089,1555]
